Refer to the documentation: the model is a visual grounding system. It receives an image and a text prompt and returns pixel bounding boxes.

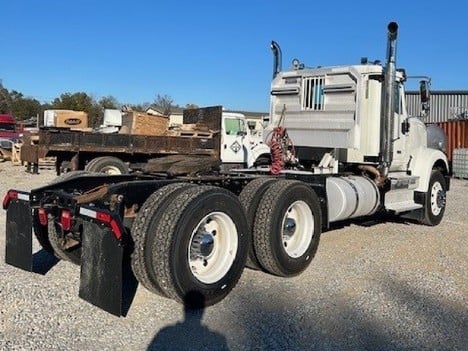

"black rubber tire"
[48,216,81,264]
[421,170,447,226]
[147,186,249,307]
[131,183,195,296]
[239,177,277,269]
[253,180,322,277]
[253,155,271,167]
[83,158,99,172]
[85,156,128,174]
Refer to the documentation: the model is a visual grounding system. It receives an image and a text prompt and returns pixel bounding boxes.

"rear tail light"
[61,210,72,231]
[38,208,48,226]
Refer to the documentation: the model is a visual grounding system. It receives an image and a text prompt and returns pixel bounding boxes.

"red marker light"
[38,208,48,226]
[2,190,18,209]
[61,210,72,231]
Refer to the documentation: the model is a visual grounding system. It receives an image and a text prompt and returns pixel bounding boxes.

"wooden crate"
[54,110,88,129]
[121,112,168,136]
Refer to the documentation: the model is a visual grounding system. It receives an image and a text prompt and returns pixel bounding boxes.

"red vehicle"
[0,114,19,140]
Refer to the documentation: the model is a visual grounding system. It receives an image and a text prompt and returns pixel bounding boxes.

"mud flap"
[5,200,33,271]
[79,221,123,316]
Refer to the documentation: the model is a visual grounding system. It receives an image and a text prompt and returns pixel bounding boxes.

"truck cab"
[267,23,448,222]
[0,114,19,141]
[220,112,270,168]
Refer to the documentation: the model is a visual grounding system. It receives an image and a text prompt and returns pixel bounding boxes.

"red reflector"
[96,211,111,223]
[61,210,72,231]
[3,190,18,209]
[110,219,122,240]
[38,208,48,226]
[95,211,122,240]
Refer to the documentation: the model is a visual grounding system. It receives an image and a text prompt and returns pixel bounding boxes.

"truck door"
[392,83,409,167]
[221,117,247,164]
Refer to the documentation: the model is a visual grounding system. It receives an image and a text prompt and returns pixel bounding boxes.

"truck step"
[389,175,419,190]
[385,201,423,214]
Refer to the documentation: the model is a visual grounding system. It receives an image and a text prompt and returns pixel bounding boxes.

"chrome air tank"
[326,176,380,222]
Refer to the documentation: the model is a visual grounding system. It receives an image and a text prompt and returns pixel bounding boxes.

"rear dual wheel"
[239,177,277,269]
[132,185,249,306]
[252,180,322,277]
[131,183,196,296]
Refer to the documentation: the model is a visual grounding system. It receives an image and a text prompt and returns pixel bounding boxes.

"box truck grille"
[302,77,325,111]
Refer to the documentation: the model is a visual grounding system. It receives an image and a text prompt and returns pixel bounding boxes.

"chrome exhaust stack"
[380,22,398,177]
[271,41,282,79]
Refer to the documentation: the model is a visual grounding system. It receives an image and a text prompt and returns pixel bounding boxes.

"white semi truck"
[3,22,449,316]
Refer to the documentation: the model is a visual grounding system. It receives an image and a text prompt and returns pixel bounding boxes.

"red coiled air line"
[268,127,286,175]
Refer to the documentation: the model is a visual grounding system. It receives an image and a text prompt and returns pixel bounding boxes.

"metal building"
[406,91,468,123]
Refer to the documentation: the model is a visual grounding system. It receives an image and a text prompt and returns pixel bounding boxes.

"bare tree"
[154,94,174,116]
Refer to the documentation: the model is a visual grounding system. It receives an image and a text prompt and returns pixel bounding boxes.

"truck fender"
[408,147,449,192]
[246,143,271,168]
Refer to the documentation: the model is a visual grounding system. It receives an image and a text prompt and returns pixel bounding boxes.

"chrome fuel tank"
[326,176,380,222]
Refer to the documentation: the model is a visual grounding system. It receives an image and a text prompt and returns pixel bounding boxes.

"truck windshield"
[0,124,15,131]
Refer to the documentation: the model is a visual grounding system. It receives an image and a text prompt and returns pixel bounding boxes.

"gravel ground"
[0,161,467,351]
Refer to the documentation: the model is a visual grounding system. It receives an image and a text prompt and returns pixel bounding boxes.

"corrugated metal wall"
[405,91,468,123]
[435,120,468,161]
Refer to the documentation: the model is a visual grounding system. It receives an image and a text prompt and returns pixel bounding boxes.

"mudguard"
[79,221,123,316]
[5,193,33,271]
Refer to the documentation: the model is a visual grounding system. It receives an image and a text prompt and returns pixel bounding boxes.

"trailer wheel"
[253,180,321,277]
[421,170,447,226]
[85,156,128,174]
[148,186,248,307]
[131,182,195,296]
[48,217,81,265]
[239,177,277,270]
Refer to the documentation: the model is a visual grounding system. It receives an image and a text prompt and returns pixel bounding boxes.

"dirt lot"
[0,161,467,350]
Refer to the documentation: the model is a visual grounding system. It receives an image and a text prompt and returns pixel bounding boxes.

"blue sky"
[1,0,467,112]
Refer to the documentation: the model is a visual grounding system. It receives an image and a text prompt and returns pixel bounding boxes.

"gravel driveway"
[0,161,466,351]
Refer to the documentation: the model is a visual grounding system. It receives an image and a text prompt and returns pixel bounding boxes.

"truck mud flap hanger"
[4,191,125,316]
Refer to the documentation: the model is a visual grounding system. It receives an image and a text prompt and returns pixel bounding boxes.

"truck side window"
[393,84,401,114]
[225,118,242,135]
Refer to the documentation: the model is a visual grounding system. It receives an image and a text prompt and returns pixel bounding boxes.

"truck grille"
[302,77,325,111]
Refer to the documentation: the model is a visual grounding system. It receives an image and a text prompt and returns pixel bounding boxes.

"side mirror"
[419,80,430,103]
[419,80,430,114]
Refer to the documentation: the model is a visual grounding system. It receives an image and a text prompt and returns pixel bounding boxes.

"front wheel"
[147,186,249,307]
[421,170,447,226]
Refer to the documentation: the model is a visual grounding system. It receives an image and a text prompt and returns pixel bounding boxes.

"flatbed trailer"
[20,107,222,175]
